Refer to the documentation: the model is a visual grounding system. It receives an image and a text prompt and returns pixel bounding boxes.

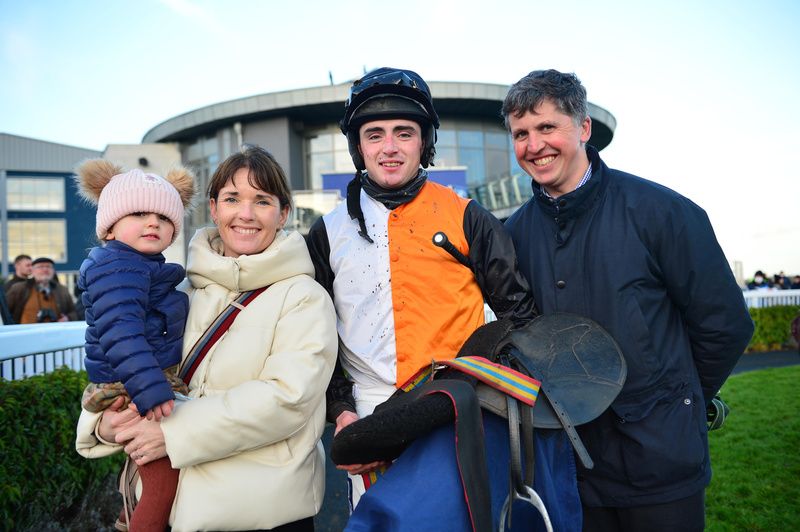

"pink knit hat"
[75,160,195,244]
[96,169,185,242]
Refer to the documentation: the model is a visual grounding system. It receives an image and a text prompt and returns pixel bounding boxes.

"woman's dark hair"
[207,145,293,210]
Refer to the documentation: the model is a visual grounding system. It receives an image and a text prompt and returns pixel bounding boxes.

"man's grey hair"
[502,69,588,129]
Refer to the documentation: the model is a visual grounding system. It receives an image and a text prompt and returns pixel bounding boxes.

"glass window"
[486,131,508,149]
[203,137,218,158]
[457,130,483,148]
[334,150,354,173]
[7,178,65,211]
[458,148,485,186]
[333,134,349,151]
[309,133,333,152]
[309,153,334,190]
[437,129,457,147]
[185,142,203,162]
[485,150,510,182]
[0,220,67,262]
[306,129,354,191]
[434,147,458,168]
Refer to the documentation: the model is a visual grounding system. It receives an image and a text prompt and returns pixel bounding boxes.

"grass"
[706,365,800,531]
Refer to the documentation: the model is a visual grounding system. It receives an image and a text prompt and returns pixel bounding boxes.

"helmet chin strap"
[346,172,374,244]
[347,169,429,243]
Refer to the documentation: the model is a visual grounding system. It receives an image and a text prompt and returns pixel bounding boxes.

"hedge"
[0,368,123,530]
[747,305,800,352]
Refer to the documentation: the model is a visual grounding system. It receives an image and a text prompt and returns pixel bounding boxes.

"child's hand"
[145,400,175,421]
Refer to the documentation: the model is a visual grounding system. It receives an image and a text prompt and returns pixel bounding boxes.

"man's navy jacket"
[505,146,754,507]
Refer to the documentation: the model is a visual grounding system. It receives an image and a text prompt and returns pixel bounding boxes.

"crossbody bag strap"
[179,286,268,383]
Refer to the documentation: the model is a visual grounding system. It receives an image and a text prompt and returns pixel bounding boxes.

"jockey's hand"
[336,460,390,475]
[333,410,390,473]
[334,410,360,436]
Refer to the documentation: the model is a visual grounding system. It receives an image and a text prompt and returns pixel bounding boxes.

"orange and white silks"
[322,181,485,396]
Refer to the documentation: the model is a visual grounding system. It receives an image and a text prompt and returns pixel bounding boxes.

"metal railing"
[742,289,800,308]
[0,322,87,380]
[2,291,797,381]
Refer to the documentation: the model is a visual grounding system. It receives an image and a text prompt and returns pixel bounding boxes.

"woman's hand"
[96,396,140,443]
[117,407,169,466]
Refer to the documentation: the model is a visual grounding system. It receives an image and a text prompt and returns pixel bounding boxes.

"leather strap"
[511,350,594,469]
[179,287,268,383]
[409,379,493,532]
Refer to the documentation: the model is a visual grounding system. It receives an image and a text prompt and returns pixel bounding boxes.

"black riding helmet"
[341,67,440,171]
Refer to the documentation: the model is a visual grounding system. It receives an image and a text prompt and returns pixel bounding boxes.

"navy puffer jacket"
[79,240,188,414]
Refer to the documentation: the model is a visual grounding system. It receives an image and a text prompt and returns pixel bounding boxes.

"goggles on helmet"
[341,67,440,134]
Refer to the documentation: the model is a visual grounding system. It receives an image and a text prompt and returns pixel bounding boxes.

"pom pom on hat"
[75,159,195,243]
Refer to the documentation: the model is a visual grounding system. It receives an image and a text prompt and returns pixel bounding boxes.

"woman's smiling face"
[209,167,289,258]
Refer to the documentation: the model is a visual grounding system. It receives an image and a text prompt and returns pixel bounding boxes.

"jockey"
[305,67,536,510]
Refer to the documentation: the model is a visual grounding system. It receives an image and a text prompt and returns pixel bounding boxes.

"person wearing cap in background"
[73,159,195,532]
[305,67,539,512]
[502,69,754,531]
[6,256,77,324]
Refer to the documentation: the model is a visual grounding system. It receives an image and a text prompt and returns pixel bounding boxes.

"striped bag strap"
[399,356,541,407]
[178,286,268,383]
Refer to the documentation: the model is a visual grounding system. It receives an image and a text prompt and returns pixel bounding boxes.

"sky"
[2,0,799,279]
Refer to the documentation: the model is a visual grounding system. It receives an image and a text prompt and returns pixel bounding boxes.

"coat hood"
[186,227,314,292]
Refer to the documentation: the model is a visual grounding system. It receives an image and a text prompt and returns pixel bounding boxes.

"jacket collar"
[104,239,166,262]
[186,227,314,293]
[532,145,607,221]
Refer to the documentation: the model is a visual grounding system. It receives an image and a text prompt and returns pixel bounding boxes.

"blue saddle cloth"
[345,411,581,531]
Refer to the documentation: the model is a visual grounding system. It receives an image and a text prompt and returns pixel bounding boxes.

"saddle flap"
[501,313,627,427]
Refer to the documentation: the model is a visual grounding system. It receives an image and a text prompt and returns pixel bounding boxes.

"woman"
[76,146,338,531]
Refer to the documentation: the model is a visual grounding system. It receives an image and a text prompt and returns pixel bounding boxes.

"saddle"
[332,313,626,532]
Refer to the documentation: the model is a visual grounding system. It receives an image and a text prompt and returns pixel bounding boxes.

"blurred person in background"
[6,257,77,323]
[746,270,772,290]
[4,254,32,294]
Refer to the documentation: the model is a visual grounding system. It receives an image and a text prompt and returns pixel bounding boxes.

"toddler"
[75,159,194,532]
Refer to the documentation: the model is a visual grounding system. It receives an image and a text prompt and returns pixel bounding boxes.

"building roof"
[142,81,616,150]
[0,133,101,173]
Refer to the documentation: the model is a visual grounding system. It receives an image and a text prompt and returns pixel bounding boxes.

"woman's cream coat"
[77,228,338,531]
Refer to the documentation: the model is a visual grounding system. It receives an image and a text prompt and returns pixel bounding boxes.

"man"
[6,257,78,324]
[306,67,537,509]
[502,69,754,531]
[4,254,32,294]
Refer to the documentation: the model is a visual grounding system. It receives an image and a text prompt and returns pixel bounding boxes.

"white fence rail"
[742,289,800,308]
[1,292,798,380]
[0,322,87,380]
